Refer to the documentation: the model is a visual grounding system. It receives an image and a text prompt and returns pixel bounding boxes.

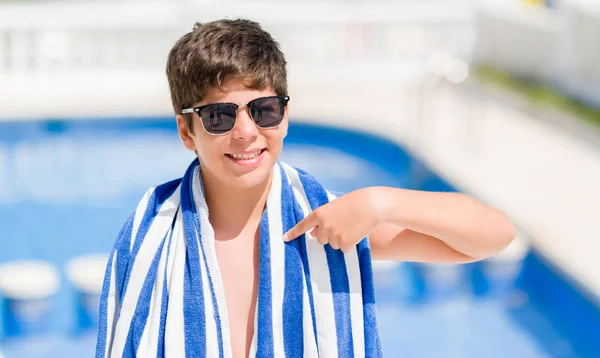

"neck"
[201,168,273,241]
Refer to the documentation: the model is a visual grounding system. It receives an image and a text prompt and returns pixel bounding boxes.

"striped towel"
[96,159,382,357]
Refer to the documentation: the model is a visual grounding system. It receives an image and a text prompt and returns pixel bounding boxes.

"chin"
[219,158,276,189]
[224,167,273,189]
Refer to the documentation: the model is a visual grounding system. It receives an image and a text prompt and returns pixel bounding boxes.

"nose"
[230,107,258,141]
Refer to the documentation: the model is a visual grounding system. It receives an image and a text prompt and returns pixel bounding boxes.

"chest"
[214,229,260,357]
[214,228,260,295]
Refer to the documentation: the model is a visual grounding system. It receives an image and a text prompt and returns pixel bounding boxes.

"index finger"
[283,212,318,242]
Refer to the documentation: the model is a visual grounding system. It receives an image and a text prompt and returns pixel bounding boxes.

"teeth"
[230,150,261,160]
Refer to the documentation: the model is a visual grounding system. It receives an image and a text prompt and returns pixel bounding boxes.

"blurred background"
[0,0,599,357]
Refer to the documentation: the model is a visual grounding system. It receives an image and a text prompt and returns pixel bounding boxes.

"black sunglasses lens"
[199,103,237,134]
[249,97,287,128]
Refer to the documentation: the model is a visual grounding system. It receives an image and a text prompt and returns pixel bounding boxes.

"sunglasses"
[181,95,290,135]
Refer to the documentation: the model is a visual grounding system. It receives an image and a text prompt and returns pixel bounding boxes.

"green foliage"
[474,65,600,129]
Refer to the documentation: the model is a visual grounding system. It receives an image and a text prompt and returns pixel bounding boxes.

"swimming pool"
[0,117,599,357]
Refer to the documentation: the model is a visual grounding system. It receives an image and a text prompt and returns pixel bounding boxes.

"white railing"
[0,1,475,121]
[0,1,474,74]
[0,2,184,73]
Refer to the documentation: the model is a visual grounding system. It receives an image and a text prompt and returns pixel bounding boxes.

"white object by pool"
[65,254,108,295]
[372,260,401,272]
[0,261,60,300]
[65,254,109,330]
[420,263,466,298]
[0,260,60,337]
[482,231,531,287]
[372,260,402,287]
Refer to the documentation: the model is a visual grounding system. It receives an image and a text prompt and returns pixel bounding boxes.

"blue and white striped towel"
[96,159,382,357]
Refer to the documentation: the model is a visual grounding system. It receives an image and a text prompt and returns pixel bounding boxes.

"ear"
[176,114,197,152]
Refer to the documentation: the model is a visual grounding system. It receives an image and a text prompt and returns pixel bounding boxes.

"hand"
[282,187,383,253]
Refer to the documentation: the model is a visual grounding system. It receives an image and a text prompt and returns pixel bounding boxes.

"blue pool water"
[0,117,599,357]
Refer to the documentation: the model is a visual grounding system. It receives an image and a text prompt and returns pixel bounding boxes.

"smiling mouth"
[225,148,266,160]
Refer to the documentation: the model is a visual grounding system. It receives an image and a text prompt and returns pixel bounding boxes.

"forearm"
[370,186,516,260]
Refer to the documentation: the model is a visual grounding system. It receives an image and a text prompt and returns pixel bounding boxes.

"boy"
[96,19,515,358]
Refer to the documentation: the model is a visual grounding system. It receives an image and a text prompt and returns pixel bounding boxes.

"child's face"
[177,77,288,189]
